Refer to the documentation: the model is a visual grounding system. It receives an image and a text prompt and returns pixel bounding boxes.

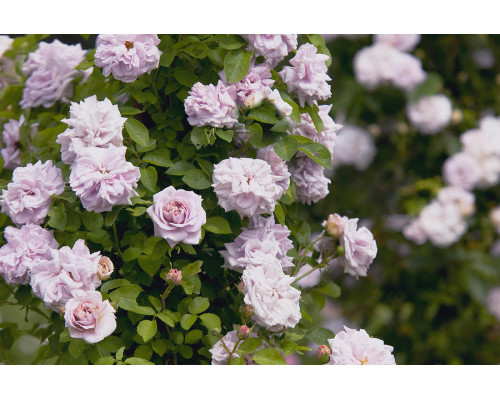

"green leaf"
[128,207,148,217]
[14,285,32,307]
[160,48,176,67]
[215,129,234,143]
[152,339,168,356]
[138,254,162,277]
[271,118,292,133]
[109,283,143,302]
[157,310,181,327]
[101,279,129,294]
[317,282,341,298]
[104,206,123,227]
[119,106,143,115]
[137,319,157,343]
[81,211,104,231]
[223,49,253,83]
[248,108,279,124]
[142,150,173,167]
[179,344,194,359]
[199,313,221,332]
[185,329,203,344]
[171,331,184,345]
[140,166,158,192]
[191,126,215,149]
[237,337,262,355]
[204,216,232,234]
[180,314,198,330]
[173,68,198,87]
[115,346,125,361]
[68,339,86,359]
[303,103,324,134]
[125,357,154,365]
[292,219,311,247]
[298,142,332,170]
[188,297,210,315]
[182,169,212,190]
[181,260,203,277]
[274,203,286,227]
[280,339,298,356]
[166,161,196,176]
[124,118,149,147]
[117,298,156,315]
[306,327,334,345]
[47,203,67,231]
[273,135,299,161]
[230,356,245,365]
[252,348,286,365]
[220,34,246,50]
[95,356,115,365]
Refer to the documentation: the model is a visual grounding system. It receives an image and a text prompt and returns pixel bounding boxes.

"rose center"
[163,200,187,223]
[125,41,134,50]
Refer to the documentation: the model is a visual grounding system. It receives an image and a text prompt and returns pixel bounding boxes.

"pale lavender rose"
[290,157,331,205]
[406,94,452,135]
[220,59,274,107]
[184,80,239,128]
[220,216,294,272]
[266,89,293,117]
[437,186,475,217]
[402,219,427,245]
[57,95,126,165]
[443,152,481,191]
[1,116,24,169]
[0,35,13,58]
[20,40,86,109]
[472,48,495,70]
[295,264,322,289]
[64,291,116,343]
[390,51,427,91]
[338,218,377,278]
[332,125,376,171]
[327,326,396,365]
[146,186,206,248]
[31,239,101,310]
[279,43,331,107]
[0,160,64,226]
[293,104,342,161]
[257,146,291,193]
[97,256,114,281]
[95,34,161,83]
[374,34,421,52]
[209,330,263,365]
[242,261,301,332]
[490,207,500,234]
[212,157,283,218]
[69,146,140,213]
[0,224,58,285]
[242,34,298,67]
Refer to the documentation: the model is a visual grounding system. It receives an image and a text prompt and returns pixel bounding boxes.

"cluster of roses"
[0,33,397,364]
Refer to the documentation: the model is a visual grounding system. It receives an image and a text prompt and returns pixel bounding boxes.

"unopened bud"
[237,281,245,293]
[242,305,253,319]
[323,213,346,238]
[166,268,182,286]
[97,256,114,280]
[336,245,345,257]
[317,344,332,363]
[451,109,463,125]
[237,325,251,340]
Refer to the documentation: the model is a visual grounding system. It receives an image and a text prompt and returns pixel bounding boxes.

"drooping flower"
[30,239,101,310]
[209,330,264,365]
[442,152,481,191]
[1,116,24,170]
[146,186,206,248]
[290,157,331,205]
[20,40,86,109]
[57,95,126,165]
[256,146,291,193]
[184,80,238,128]
[0,160,64,225]
[94,34,162,83]
[327,326,396,365]
[242,261,301,332]
[242,34,298,67]
[64,291,116,343]
[338,218,377,278]
[69,146,140,213]
[332,125,376,171]
[406,94,453,135]
[373,34,421,52]
[212,157,283,218]
[279,43,331,107]
[0,224,58,286]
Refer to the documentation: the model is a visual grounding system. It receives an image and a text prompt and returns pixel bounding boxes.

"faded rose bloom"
[242,261,301,331]
[0,160,64,226]
[64,291,116,343]
[328,326,396,365]
[339,218,377,278]
[220,59,274,107]
[257,145,291,193]
[184,81,239,128]
[0,36,13,58]
[20,40,86,109]
[332,125,376,171]
[147,186,206,248]
[406,94,453,135]
[373,34,421,52]
[212,157,283,218]
[242,34,298,67]
[437,186,475,217]
[290,157,331,205]
[1,116,24,170]
[490,207,500,234]
[69,146,140,213]
[443,152,481,191]
[95,34,161,83]
[390,51,427,91]
[293,104,342,160]
[57,95,126,165]
[266,89,293,117]
[418,201,468,247]
[97,256,114,281]
[31,239,101,310]
[323,213,348,238]
[403,219,427,245]
[279,43,331,107]
[209,330,263,365]
[0,224,58,285]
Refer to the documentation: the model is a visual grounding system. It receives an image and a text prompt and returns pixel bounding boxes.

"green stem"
[161,283,175,310]
[291,233,326,277]
[293,252,337,284]
[226,338,242,365]
[112,223,124,259]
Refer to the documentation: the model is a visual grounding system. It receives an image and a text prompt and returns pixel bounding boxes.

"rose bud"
[317,344,332,363]
[237,325,251,340]
[166,268,182,286]
[242,305,253,319]
[97,256,114,280]
[323,213,348,238]
[237,281,245,293]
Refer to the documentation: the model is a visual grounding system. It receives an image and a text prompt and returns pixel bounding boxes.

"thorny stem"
[226,338,242,365]
[161,283,175,310]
